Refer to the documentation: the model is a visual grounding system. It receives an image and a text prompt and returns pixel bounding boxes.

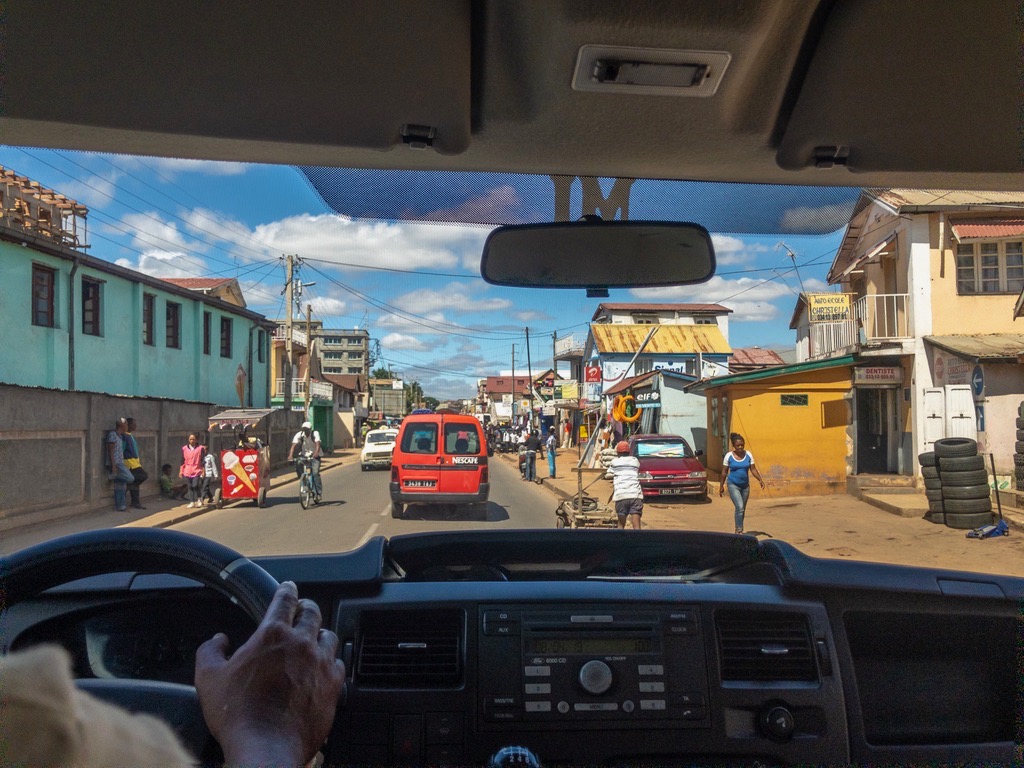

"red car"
[628,434,708,500]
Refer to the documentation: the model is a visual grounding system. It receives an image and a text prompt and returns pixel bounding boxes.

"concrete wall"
[705,365,852,496]
[976,363,1024,476]
[0,240,270,406]
[0,383,301,529]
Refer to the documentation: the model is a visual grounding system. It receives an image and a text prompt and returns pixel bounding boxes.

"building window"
[258,329,266,363]
[142,294,155,345]
[324,352,342,360]
[781,394,809,407]
[694,317,717,325]
[166,302,181,348]
[635,358,654,375]
[203,311,211,355]
[956,240,1024,294]
[81,277,102,336]
[632,315,658,324]
[31,264,56,327]
[220,317,233,357]
[348,367,362,374]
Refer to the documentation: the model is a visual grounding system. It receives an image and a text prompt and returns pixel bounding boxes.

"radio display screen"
[526,637,655,655]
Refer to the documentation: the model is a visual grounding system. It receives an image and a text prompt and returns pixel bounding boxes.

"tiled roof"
[592,302,732,320]
[322,374,365,391]
[590,323,731,355]
[949,217,1024,240]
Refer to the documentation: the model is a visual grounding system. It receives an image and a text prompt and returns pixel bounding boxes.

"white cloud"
[514,310,552,322]
[780,203,856,232]
[114,251,196,279]
[309,297,348,317]
[631,275,828,322]
[390,282,512,314]
[122,212,197,253]
[125,156,249,177]
[711,234,769,266]
[382,333,429,351]
[60,170,122,210]
[377,311,452,335]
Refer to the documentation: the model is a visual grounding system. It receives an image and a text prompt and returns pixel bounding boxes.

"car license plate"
[405,479,436,488]
[659,488,684,495]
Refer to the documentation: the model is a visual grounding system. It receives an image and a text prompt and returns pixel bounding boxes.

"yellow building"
[701,357,855,496]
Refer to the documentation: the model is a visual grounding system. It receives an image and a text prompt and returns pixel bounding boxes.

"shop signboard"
[932,350,971,386]
[853,366,903,386]
[584,365,602,383]
[807,293,854,323]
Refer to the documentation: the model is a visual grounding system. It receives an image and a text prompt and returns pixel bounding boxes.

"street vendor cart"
[555,467,618,528]
[207,408,274,508]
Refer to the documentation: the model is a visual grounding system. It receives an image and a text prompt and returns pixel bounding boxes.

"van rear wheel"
[391,501,405,519]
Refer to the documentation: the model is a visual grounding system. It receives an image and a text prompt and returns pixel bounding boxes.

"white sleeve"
[722,454,730,468]
[747,451,755,465]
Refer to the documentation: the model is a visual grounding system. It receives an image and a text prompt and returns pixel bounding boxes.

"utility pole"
[283,254,295,412]
[511,344,516,422]
[525,327,534,429]
[304,303,312,418]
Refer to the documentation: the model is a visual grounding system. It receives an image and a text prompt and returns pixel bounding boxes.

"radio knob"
[578,660,613,695]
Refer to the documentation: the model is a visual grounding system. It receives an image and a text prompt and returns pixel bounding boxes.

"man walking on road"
[523,430,541,483]
[123,417,148,510]
[545,426,558,479]
[607,440,643,530]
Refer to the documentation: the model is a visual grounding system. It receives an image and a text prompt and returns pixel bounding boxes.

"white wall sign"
[853,366,903,386]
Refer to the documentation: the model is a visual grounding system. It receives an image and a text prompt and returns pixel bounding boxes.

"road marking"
[380,506,390,517]
[356,523,379,548]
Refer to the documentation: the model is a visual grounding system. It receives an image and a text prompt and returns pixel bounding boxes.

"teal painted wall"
[1,240,270,406]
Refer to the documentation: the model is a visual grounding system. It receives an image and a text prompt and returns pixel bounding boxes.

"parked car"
[389,412,489,519]
[359,428,398,471]
[629,434,708,500]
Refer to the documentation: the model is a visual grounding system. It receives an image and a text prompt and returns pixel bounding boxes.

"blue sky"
[2,147,849,399]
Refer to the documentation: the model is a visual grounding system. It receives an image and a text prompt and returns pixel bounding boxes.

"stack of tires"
[1015,401,1024,490]
[919,438,993,529]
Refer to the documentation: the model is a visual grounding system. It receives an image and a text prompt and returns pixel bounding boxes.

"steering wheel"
[1,527,280,761]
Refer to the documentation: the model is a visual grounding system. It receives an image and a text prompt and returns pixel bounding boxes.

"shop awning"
[924,333,1024,363]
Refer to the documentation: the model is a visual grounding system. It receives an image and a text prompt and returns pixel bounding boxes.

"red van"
[389,413,489,518]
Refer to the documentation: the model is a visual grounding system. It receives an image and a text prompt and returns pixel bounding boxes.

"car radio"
[478,605,710,729]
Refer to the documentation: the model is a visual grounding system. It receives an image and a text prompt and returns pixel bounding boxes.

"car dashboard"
[4,530,1022,767]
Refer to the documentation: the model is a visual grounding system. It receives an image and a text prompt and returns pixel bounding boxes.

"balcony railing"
[274,378,333,400]
[272,327,308,347]
[807,293,911,360]
[554,333,586,358]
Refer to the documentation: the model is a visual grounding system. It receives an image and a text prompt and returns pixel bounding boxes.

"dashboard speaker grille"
[357,609,463,688]
[716,611,817,682]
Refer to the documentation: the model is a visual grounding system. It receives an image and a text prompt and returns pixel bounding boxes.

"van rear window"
[402,425,438,454]
[445,424,480,454]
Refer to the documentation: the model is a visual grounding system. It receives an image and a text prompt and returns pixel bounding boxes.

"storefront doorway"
[856,387,898,474]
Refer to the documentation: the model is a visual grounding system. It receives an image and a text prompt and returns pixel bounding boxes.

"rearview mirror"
[481,220,716,290]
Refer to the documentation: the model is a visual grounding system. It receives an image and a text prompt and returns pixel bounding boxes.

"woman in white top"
[719,433,765,534]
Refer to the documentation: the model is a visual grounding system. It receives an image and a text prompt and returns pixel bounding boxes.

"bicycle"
[295,453,322,509]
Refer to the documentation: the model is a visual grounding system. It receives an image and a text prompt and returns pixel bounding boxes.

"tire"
[1014,454,1024,468]
[941,484,991,500]
[361,464,367,471]
[391,501,405,519]
[944,511,995,530]
[939,469,989,486]
[1017,429,1024,441]
[923,512,944,524]
[299,479,311,510]
[1016,441,1024,454]
[927,500,946,513]
[923,477,942,490]
[918,451,936,467]
[942,497,994,514]
[257,487,267,508]
[938,455,985,472]
[1019,401,1024,418]
[925,489,944,502]
[933,438,977,458]
[922,466,940,479]
[213,488,224,510]
[555,515,566,528]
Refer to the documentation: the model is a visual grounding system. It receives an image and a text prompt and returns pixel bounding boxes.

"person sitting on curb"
[159,463,189,499]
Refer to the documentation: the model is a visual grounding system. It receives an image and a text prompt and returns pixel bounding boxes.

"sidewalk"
[502,450,1024,577]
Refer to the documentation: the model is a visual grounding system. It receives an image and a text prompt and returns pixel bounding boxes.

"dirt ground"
[516,451,1024,578]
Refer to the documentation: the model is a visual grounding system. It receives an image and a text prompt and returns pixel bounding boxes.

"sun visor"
[777,0,1022,175]
[1,2,471,155]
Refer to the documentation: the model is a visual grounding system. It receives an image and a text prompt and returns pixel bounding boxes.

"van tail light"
[482,467,489,483]
[391,467,399,482]
[480,456,488,466]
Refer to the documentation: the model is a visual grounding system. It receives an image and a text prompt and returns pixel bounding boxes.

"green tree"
[371,366,391,379]
[423,396,440,411]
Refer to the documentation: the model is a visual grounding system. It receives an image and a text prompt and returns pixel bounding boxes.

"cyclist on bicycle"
[287,421,323,503]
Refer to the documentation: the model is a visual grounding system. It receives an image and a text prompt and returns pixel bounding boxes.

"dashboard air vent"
[357,609,463,688]
[716,611,817,682]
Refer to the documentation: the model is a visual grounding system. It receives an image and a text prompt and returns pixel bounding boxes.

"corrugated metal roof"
[591,303,732,320]
[869,189,1024,211]
[321,374,365,391]
[698,355,855,389]
[949,217,1024,240]
[924,334,1024,362]
[590,323,731,355]
[162,277,237,289]
[730,347,786,367]
[604,370,659,396]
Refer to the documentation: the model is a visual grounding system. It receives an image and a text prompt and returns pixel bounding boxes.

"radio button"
[484,622,519,636]
[666,623,697,636]
[680,707,706,721]
[488,695,518,707]
[665,610,695,622]
[578,660,613,695]
[524,665,550,677]
[674,692,704,706]
[557,701,570,714]
[640,699,666,711]
[638,664,664,676]
[525,701,552,713]
[524,683,551,695]
[484,610,519,623]
[638,681,665,693]
[570,614,613,623]
[622,700,635,713]
[574,702,619,711]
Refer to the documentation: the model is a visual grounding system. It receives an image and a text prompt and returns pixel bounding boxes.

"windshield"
[636,441,693,459]
[2,149,1023,578]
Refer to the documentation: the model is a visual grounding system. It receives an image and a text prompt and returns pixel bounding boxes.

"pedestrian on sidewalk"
[123,417,149,510]
[561,419,572,450]
[545,426,558,478]
[160,463,189,499]
[180,433,207,509]
[524,430,541,482]
[719,432,765,534]
[106,417,134,512]
[201,449,220,503]
[607,440,643,530]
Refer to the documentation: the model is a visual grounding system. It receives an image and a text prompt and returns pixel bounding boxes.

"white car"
[359,429,398,471]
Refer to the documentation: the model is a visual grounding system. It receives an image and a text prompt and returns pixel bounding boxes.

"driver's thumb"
[195,632,230,668]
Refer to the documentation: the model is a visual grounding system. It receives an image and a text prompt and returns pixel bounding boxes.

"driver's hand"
[195,581,344,767]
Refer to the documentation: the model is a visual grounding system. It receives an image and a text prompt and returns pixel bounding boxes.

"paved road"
[170,455,557,555]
